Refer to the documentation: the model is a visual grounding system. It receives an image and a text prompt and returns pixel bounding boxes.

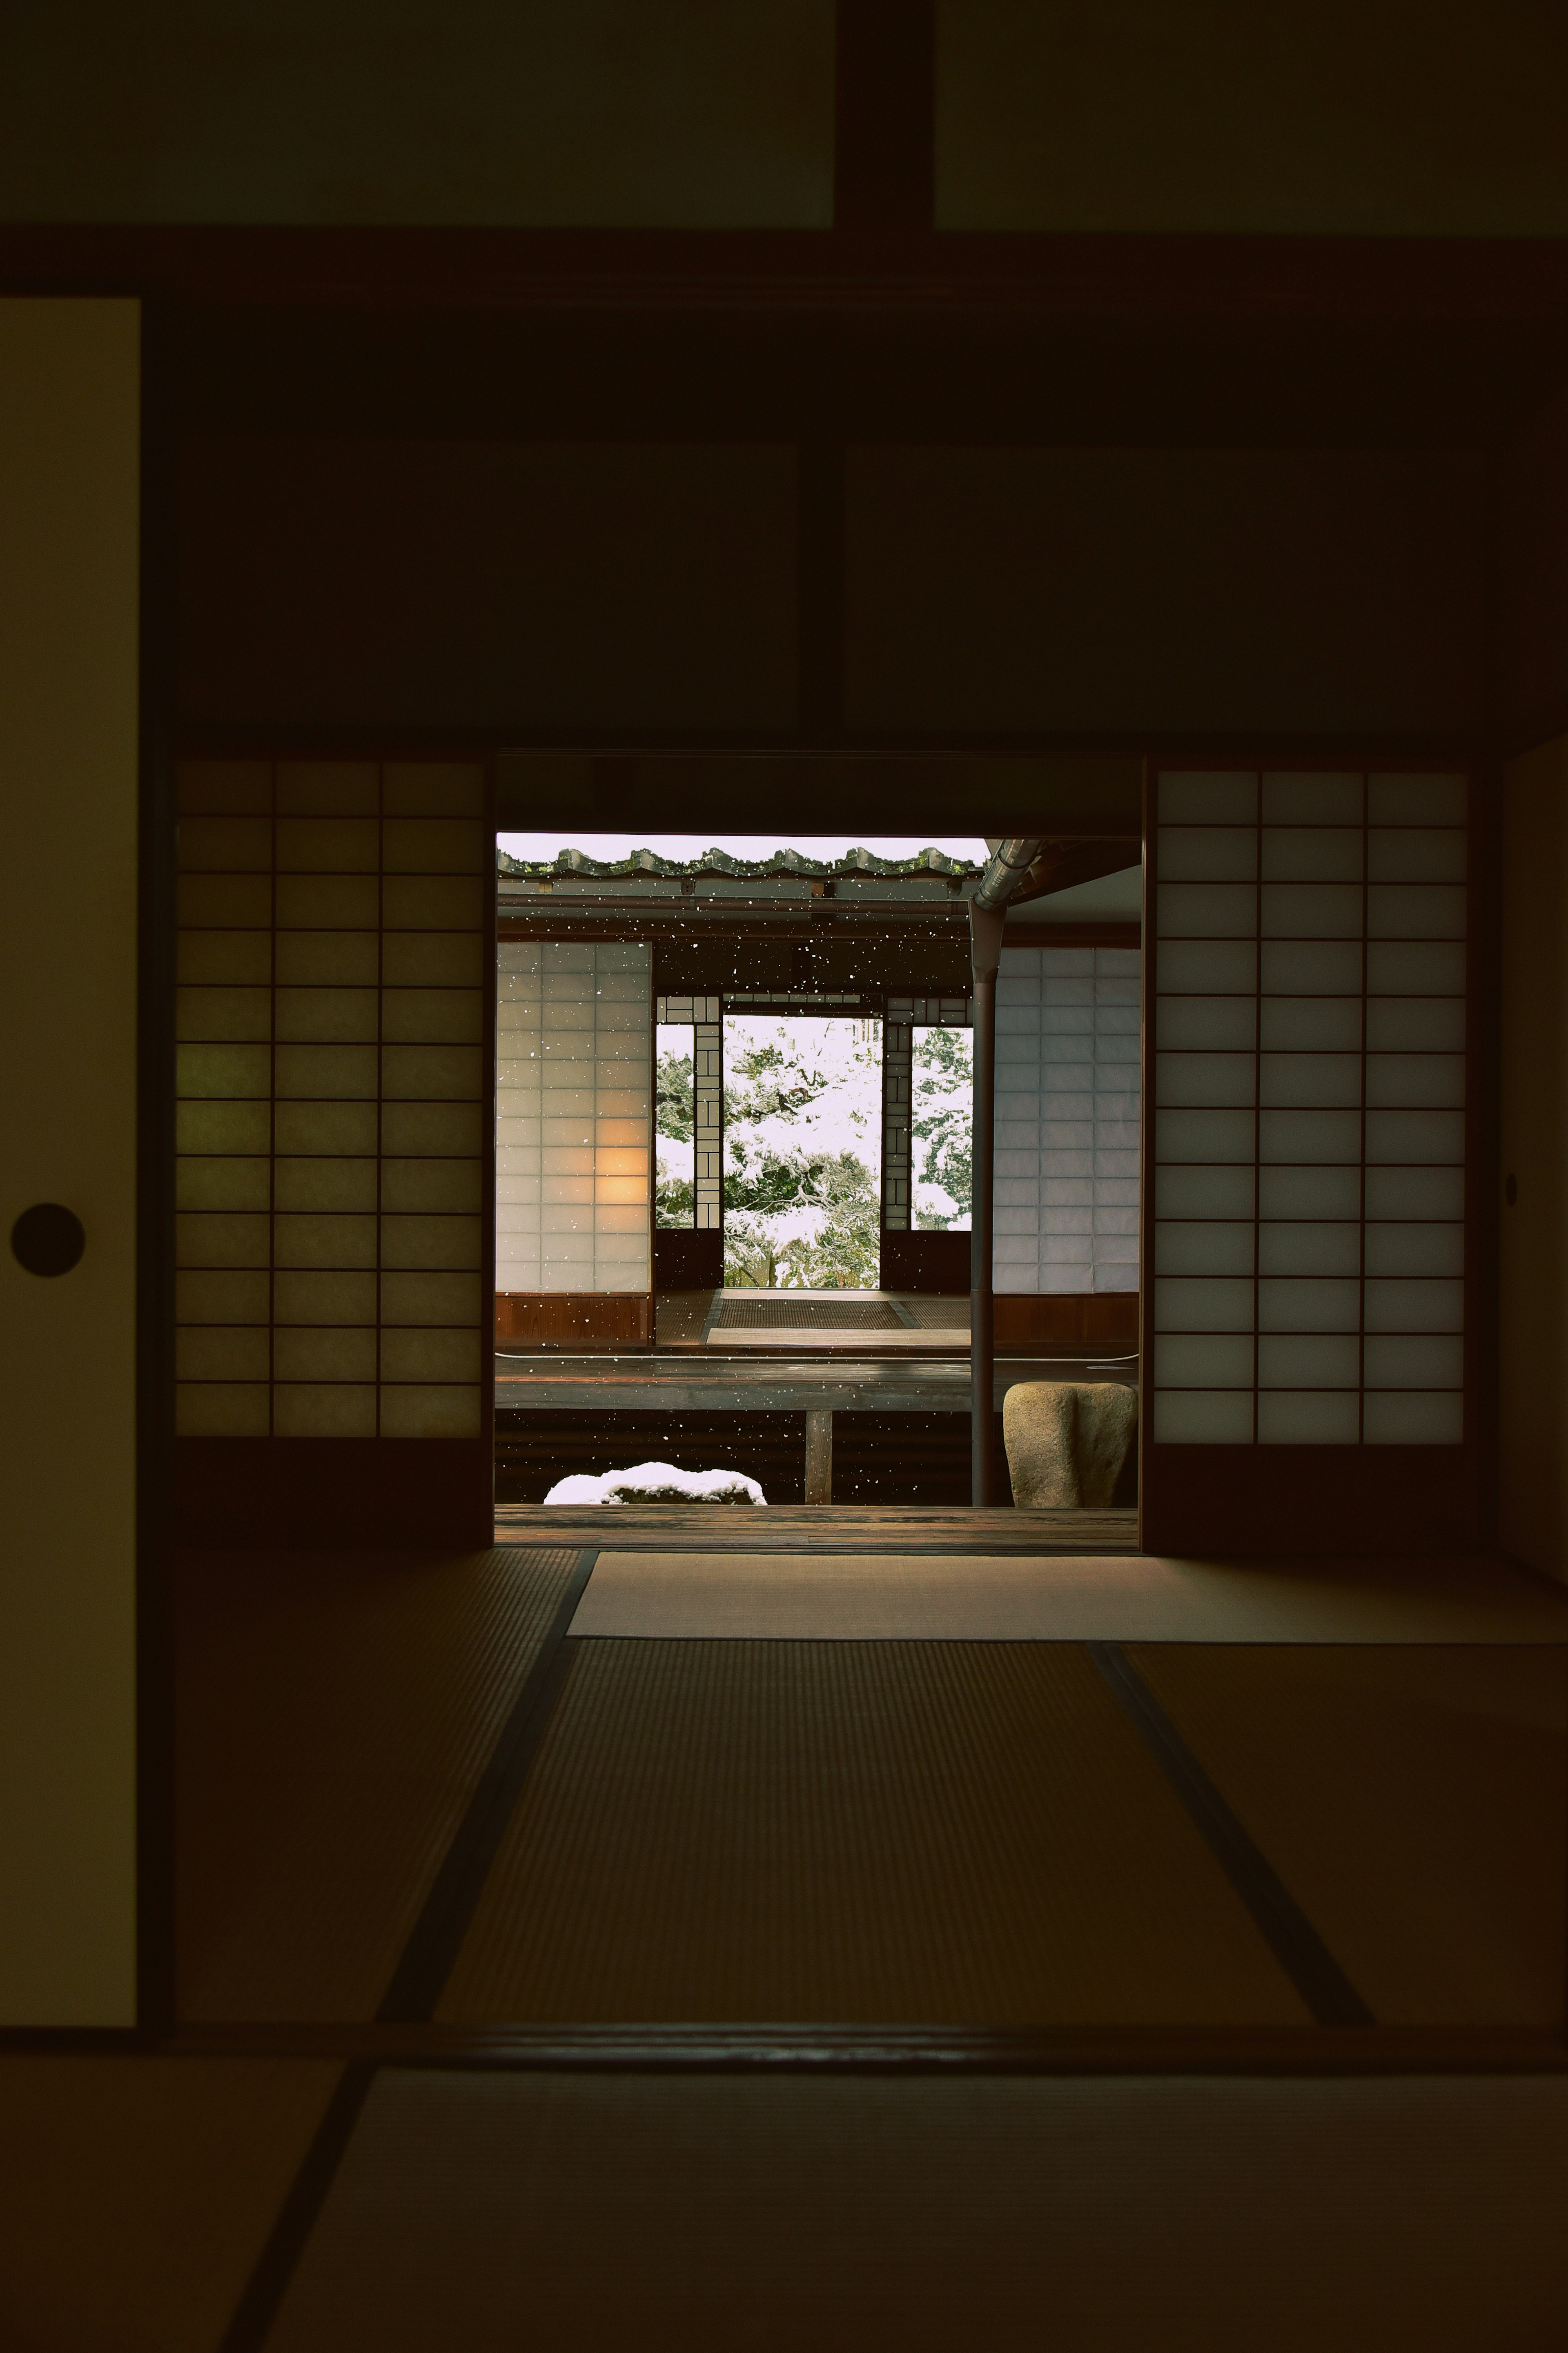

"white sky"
[499,832,988,867]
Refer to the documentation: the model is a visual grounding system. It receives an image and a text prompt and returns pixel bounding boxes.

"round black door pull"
[11,1203,86,1277]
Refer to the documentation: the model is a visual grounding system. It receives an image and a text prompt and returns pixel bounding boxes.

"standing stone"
[1003,1381,1138,1508]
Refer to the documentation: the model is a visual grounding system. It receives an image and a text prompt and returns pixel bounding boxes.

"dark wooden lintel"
[4,224,1568,327]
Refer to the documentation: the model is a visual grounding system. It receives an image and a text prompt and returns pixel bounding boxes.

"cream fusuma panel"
[1151,767,1468,1446]
[174,758,489,1439]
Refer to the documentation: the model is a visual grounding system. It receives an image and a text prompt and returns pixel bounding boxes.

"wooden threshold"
[493,1504,1138,1553]
[165,2020,1568,2077]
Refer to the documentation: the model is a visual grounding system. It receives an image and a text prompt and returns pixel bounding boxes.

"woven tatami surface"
[267,2070,1568,2353]
[437,1638,1308,2024]
[568,1546,1568,1641]
[0,2056,335,2353]
[1133,1642,1568,2025]
[177,1546,579,2021]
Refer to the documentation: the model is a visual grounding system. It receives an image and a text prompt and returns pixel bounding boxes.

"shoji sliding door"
[495,942,653,1344]
[173,757,495,1546]
[1143,766,1480,1553]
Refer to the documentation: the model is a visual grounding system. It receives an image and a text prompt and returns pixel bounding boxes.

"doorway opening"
[492,821,1141,1516]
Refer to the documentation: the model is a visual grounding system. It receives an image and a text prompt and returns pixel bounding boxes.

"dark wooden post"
[969,902,1006,1505]
[804,1409,834,1504]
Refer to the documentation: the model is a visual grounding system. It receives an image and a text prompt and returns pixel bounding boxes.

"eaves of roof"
[495,844,979,880]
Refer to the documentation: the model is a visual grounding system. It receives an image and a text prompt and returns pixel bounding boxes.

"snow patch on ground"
[543,1462,767,1507]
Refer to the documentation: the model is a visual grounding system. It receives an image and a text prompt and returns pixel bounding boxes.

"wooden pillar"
[805,1409,834,1504]
[969,902,1006,1506]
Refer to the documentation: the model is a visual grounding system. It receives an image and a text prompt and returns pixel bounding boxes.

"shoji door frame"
[168,738,499,1552]
[1138,751,1497,1558]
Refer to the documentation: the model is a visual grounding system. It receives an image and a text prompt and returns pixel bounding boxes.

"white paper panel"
[1156,1052,1256,1106]
[1260,998,1362,1050]
[1155,1333,1254,1388]
[1258,1165,1363,1219]
[1260,1054,1362,1106]
[1154,1164,1256,1219]
[1257,1391,1360,1443]
[1157,826,1257,880]
[1260,940,1363,994]
[1256,1278,1361,1332]
[1368,829,1466,884]
[1158,883,1258,938]
[1257,1333,1360,1387]
[1257,1223,1361,1277]
[1159,773,1258,824]
[1152,767,1467,1448]
[1157,996,1256,1049]
[1365,998,1466,1050]
[1366,941,1466,995]
[1156,939,1256,993]
[1258,1108,1362,1163]
[1154,1276,1255,1331]
[1153,1391,1255,1442]
[994,945,1140,1295]
[1363,1278,1465,1332]
[1261,828,1363,882]
[1261,883,1363,938]
[1363,1223,1464,1277]
[1367,774,1467,826]
[1156,1107,1256,1162]
[1363,1391,1464,1444]
[1363,1166,1464,1219]
[1261,772,1365,824]
[1363,1335,1465,1389]
[1155,1221,1255,1275]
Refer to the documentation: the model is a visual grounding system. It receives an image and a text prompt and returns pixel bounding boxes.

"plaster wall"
[0,1,832,229]
[940,0,1568,234]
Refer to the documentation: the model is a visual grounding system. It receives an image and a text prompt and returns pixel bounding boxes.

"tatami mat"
[0,2055,336,2353]
[437,1639,1307,2024]
[568,1547,1568,1643]
[1134,1644,1568,2026]
[177,1546,580,2021]
[268,2070,1568,2353]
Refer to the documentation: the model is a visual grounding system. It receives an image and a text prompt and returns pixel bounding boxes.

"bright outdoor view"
[725,1016,882,1289]
[655,1014,973,1288]
[911,1025,973,1235]
[501,831,988,1294]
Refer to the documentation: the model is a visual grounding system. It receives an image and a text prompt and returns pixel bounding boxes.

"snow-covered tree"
[912,1025,973,1230]
[721,1017,882,1288]
[653,1038,695,1227]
